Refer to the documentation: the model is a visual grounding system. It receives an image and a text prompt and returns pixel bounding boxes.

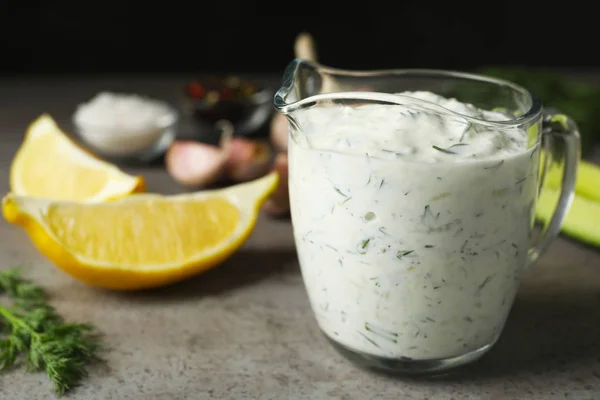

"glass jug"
[274,59,580,374]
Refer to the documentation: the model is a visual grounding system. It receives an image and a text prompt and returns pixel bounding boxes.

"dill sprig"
[432,145,457,155]
[0,268,102,396]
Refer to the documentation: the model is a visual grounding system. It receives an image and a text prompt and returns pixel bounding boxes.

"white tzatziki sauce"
[288,91,540,360]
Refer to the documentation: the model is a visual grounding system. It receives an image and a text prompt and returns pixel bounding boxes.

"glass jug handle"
[528,112,581,265]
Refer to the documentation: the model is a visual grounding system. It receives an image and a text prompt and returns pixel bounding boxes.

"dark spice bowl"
[180,76,274,144]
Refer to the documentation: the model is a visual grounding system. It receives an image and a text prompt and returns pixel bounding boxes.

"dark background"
[0,3,596,76]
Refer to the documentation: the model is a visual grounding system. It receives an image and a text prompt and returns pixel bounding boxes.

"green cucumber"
[536,188,600,247]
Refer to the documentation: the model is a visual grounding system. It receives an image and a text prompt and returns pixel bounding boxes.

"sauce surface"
[289,91,540,360]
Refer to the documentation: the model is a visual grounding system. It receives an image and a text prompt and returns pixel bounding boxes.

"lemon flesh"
[10,114,144,202]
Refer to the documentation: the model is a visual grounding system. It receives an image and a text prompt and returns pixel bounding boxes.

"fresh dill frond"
[0,268,102,396]
[432,145,457,155]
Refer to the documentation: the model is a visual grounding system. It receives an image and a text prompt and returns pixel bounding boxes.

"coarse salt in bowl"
[73,92,178,162]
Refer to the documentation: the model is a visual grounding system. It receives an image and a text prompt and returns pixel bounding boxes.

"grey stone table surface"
[0,75,599,400]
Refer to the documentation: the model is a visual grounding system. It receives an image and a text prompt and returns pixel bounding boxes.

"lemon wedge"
[2,172,279,290]
[10,114,145,202]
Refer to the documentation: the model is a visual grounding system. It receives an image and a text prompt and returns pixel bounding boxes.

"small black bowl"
[180,77,274,141]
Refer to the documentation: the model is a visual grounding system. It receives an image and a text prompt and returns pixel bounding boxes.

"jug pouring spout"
[274,58,393,115]
[273,58,336,115]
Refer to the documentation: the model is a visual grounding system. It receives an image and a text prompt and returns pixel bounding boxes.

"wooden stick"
[293,32,339,93]
[294,32,318,62]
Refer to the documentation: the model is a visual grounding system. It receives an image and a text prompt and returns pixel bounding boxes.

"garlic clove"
[226,138,273,182]
[270,113,289,152]
[165,140,227,188]
[262,152,290,218]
